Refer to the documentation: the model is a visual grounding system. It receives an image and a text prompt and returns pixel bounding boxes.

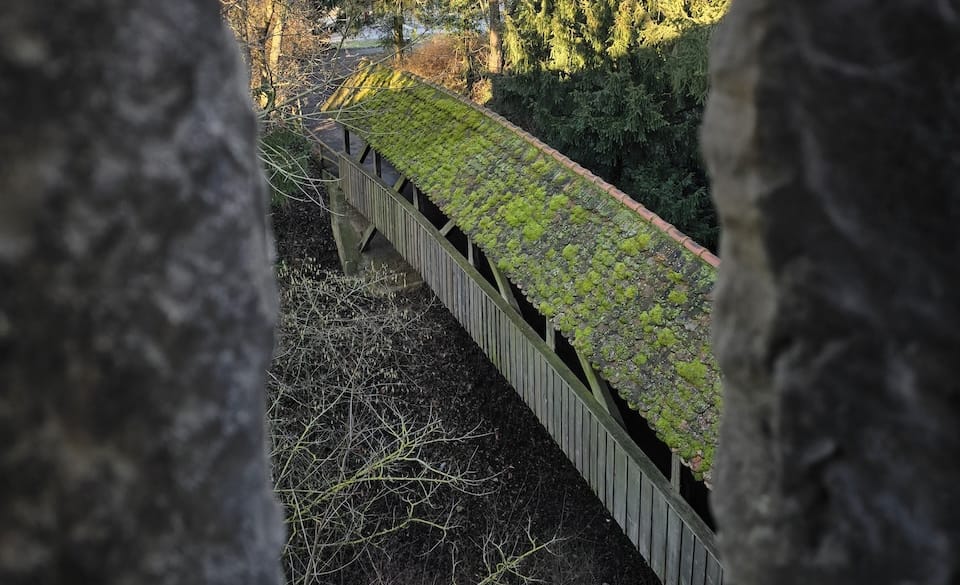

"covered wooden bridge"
[318,66,725,585]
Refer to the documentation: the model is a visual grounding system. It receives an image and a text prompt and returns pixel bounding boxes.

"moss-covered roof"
[324,67,722,480]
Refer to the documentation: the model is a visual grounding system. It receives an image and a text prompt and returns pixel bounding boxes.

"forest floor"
[269,196,657,585]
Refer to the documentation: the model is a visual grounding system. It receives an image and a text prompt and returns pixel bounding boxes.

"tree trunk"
[702,2,960,584]
[263,0,286,109]
[242,0,285,110]
[487,0,503,74]
[392,12,405,63]
[0,2,284,584]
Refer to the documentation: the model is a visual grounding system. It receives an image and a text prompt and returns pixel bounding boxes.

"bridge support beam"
[328,176,363,275]
[577,352,626,428]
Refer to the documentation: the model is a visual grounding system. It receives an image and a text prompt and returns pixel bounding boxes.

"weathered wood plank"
[666,507,682,585]
[614,442,627,530]
[626,460,641,546]
[639,475,653,563]
[553,368,563,444]
[705,552,721,585]
[606,433,616,509]
[692,540,707,585]
[575,401,586,475]
[681,525,695,585]
[652,490,668,580]
[594,415,606,501]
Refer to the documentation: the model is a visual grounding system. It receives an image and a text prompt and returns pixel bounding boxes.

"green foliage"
[261,125,318,208]
[492,0,728,249]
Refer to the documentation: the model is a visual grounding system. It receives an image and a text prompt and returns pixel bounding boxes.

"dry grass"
[401,34,488,97]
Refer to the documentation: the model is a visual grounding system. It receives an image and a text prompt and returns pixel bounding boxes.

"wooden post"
[439,219,456,237]
[342,126,351,155]
[357,224,378,253]
[467,238,474,266]
[487,257,521,312]
[358,143,372,164]
[374,151,382,177]
[546,320,556,350]
[412,186,421,211]
[329,155,363,275]
[671,452,682,493]
[577,352,626,428]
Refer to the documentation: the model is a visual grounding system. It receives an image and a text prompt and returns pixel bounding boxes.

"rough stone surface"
[0,2,283,583]
[702,2,960,584]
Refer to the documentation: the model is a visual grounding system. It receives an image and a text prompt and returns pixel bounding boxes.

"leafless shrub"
[269,265,572,584]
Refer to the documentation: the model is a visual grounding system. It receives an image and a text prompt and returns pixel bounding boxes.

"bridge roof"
[324,67,722,481]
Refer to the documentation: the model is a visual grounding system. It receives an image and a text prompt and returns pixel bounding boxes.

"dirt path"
[270,197,656,585]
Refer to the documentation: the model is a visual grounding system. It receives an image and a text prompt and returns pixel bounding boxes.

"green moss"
[562,244,579,262]
[548,194,570,212]
[655,327,678,348]
[668,290,688,305]
[524,222,546,242]
[571,205,590,225]
[676,360,708,387]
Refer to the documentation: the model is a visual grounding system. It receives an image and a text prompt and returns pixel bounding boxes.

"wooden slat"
[553,368,563,444]
[585,410,596,493]
[614,442,628,530]
[692,540,707,585]
[706,552,722,585]
[575,401,586,474]
[639,475,653,563]
[595,415,606,501]
[626,460,641,545]
[666,507,682,585]
[606,433,616,509]
[681,525,695,585]
[652,490,668,580]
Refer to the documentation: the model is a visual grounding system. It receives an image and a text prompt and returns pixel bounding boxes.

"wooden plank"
[594,416,606,501]
[705,552,721,585]
[681,525,695,585]
[666,507,682,585]
[606,433,616,510]
[692,540,707,585]
[651,490,668,580]
[614,442,628,530]
[574,401,585,474]
[576,351,626,428]
[504,318,513,386]
[639,475,653,562]
[487,259,521,312]
[439,219,456,237]
[550,366,566,442]
[585,409,595,491]
[625,460,641,546]
[537,352,553,426]
[671,452,682,493]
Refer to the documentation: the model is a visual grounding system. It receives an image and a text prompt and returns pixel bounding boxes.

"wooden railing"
[336,153,725,585]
